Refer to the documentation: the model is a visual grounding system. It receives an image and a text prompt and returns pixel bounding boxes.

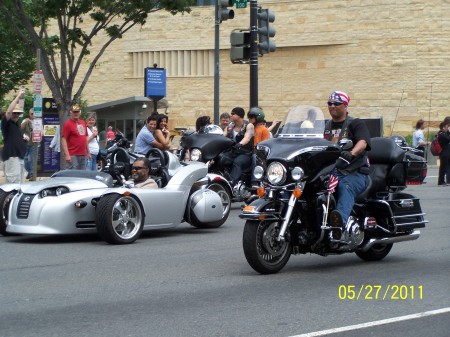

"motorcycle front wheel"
[243,220,292,274]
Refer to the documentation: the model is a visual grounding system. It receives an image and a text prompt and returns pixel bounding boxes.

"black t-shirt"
[1,116,26,161]
[329,118,372,151]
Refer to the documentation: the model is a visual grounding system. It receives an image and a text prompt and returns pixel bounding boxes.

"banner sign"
[144,67,166,97]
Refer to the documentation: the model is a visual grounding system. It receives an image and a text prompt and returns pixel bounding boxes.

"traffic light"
[219,0,235,22]
[257,8,276,55]
[230,30,250,63]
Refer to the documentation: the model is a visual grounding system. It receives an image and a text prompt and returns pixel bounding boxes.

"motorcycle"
[96,132,133,172]
[179,125,252,202]
[240,105,428,274]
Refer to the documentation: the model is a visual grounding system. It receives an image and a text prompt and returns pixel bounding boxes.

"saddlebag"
[365,192,426,233]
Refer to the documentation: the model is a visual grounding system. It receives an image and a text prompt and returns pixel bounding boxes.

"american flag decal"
[328,174,338,193]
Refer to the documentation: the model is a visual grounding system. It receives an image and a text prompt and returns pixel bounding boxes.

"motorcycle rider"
[324,91,371,236]
[223,107,255,187]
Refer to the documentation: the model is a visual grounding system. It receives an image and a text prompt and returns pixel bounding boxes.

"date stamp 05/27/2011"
[338,285,423,301]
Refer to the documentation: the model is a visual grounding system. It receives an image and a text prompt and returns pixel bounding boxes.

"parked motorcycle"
[179,125,252,202]
[240,105,428,274]
[97,132,133,172]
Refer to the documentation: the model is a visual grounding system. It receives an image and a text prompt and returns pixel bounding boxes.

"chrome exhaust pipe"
[358,230,421,252]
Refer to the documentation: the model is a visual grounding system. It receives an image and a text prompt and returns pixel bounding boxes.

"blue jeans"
[86,154,98,171]
[24,144,34,176]
[335,171,369,223]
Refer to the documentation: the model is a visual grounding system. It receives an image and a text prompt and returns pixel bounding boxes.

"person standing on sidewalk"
[85,112,99,171]
[21,108,36,180]
[61,104,90,170]
[1,90,27,183]
[437,121,450,186]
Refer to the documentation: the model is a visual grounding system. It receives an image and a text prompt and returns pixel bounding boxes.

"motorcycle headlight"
[190,148,202,161]
[291,167,305,181]
[266,162,286,185]
[253,165,264,180]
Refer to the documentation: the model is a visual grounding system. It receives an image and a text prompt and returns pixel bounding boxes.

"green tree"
[0,0,194,120]
[0,11,35,108]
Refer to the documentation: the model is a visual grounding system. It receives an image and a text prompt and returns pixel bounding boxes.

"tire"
[242,220,292,274]
[0,190,14,236]
[97,158,106,172]
[0,190,9,236]
[189,183,231,228]
[355,243,393,261]
[95,194,144,244]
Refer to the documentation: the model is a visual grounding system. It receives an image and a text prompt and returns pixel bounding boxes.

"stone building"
[42,0,450,137]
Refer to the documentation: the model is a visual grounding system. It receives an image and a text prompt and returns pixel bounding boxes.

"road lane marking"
[289,307,450,337]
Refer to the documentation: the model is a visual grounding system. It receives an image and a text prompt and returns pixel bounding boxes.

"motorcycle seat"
[368,137,405,165]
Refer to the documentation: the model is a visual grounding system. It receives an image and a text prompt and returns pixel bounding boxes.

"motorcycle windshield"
[277,105,325,139]
[198,125,224,135]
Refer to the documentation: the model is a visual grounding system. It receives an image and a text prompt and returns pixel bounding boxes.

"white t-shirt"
[87,127,99,155]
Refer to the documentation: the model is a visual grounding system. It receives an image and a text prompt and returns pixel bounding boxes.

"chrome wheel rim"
[111,196,142,239]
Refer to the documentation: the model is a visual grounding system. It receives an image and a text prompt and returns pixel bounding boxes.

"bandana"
[328,91,350,106]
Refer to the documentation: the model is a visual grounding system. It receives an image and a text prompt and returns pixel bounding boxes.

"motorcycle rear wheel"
[355,243,393,261]
[243,220,292,274]
[189,182,231,228]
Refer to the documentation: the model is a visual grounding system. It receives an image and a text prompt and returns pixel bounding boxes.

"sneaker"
[330,210,344,240]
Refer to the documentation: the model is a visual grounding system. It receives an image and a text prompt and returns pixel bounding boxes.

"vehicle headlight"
[253,165,264,180]
[291,167,305,181]
[266,162,286,185]
[190,148,202,161]
[40,186,70,198]
[55,187,69,196]
[40,189,51,198]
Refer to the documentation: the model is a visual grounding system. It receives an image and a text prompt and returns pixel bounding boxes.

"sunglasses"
[327,101,343,107]
[12,112,21,116]
[132,166,147,171]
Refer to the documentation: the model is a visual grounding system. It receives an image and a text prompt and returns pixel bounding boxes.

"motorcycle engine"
[341,217,364,250]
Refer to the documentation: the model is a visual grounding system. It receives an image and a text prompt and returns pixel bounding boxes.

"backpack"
[430,133,443,156]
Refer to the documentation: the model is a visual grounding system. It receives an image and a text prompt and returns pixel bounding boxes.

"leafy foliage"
[0,0,194,117]
[0,10,35,107]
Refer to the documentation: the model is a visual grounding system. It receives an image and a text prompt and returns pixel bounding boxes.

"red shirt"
[62,119,88,156]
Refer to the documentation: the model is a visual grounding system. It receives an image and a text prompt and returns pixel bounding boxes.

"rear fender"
[206,173,232,194]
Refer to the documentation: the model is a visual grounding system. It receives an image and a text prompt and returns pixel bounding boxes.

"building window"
[131,50,214,78]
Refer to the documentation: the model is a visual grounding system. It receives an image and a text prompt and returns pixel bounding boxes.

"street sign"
[33,70,43,93]
[33,94,43,117]
[144,67,166,97]
[234,0,247,9]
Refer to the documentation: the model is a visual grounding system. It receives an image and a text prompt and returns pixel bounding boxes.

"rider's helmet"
[390,135,407,147]
[198,124,223,135]
[247,107,265,123]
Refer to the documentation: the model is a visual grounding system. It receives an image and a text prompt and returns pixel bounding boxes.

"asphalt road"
[0,168,449,337]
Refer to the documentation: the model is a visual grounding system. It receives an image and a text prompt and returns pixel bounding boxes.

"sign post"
[144,66,167,115]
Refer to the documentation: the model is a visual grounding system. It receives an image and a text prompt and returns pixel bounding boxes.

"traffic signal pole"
[214,0,220,124]
[249,0,259,108]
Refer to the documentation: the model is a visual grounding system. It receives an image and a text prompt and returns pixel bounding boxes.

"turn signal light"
[293,188,302,198]
[243,205,256,212]
[123,191,131,196]
[257,187,265,197]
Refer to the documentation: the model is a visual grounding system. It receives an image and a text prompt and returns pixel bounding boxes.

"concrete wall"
[37,0,450,135]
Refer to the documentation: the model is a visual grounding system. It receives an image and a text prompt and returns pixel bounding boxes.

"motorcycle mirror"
[339,139,354,150]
